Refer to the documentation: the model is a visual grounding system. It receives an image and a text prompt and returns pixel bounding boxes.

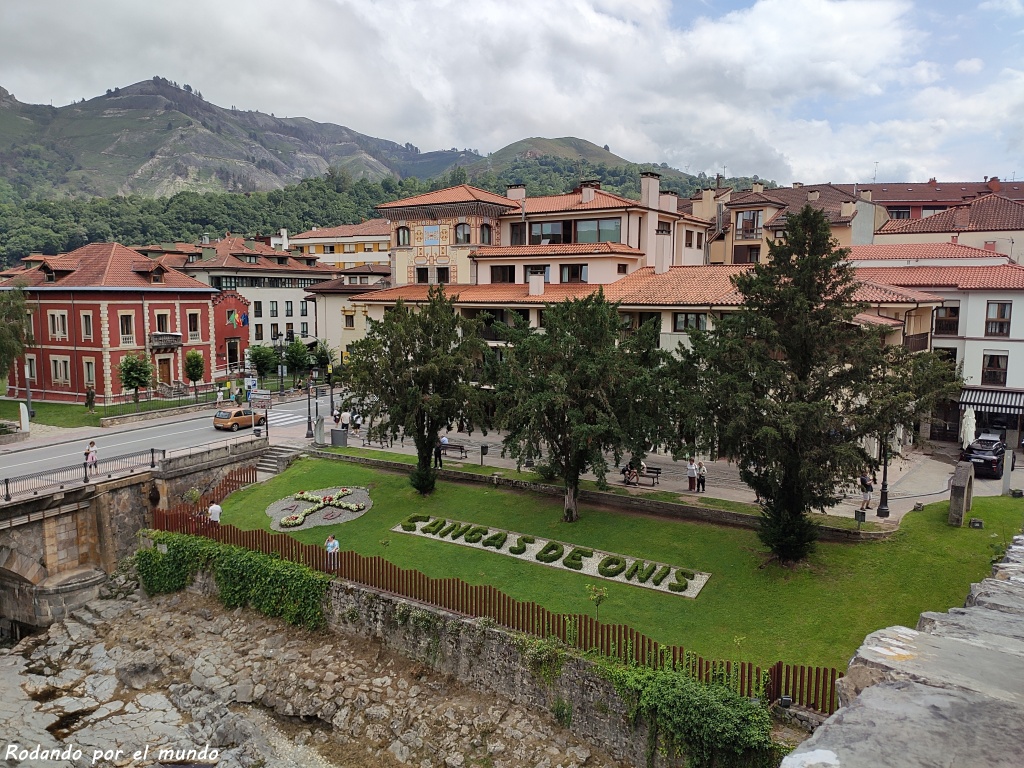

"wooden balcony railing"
[903,332,929,352]
[933,318,960,336]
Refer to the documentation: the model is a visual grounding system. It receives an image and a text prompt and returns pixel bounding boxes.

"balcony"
[933,318,960,336]
[735,227,762,241]
[903,332,930,352]
[188,331,202,343]
[120,334,136,346]
[148,332,182,350]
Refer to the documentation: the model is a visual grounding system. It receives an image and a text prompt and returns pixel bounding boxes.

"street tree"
[680,205,959,562]
[312,340,338,373]
[247,344,279,382]
[495,290,668,522]
[0,287,30,378]
[284,340,310,385]
[183,349,205,400]
[118,353,155,406]
[341,286,489,494]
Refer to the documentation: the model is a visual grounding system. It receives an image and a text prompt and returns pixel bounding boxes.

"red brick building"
[1,243,247,405]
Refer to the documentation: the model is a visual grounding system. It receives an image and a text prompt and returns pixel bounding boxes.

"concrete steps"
[256,445,303,477]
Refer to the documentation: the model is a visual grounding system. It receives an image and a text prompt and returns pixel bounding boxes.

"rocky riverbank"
[1,585,620,768]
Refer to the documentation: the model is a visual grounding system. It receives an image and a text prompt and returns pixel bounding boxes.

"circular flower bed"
[266,487,373,531]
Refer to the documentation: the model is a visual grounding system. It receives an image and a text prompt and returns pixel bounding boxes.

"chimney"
[506,183,526,201]
[792,181,803,188]
[655,229,671,274]
[659,190,678,212]
[860,190,872,201]
[928,177,938,187]
[841,201,856,217]
[201,233,210,245]
[807,190,820,202]
[752,182,764,193]
[989,176,1001,192]
[582,186,595,203]
[951,234,958,244]
[528,273,545,296]
[954,204,971,229]
[640,171,661,208]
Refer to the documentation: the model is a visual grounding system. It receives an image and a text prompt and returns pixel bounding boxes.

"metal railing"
[101,384,221,417]
[2,448,164,502]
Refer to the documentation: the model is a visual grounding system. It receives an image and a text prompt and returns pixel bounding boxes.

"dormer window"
[44,271,55,283]
[187,254,198,263]
[247,255,258,264]
[152,272,163,283]
[306,259,316,267]
[277,257,288,265]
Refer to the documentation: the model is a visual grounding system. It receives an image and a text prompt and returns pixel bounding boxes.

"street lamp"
[877,432,891,518]
[274,336,285,396]
[305,367,320,439]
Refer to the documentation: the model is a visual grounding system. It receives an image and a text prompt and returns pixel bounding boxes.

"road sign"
[327,364,334,375]
[251,389,273,409]
[244,377,258,390]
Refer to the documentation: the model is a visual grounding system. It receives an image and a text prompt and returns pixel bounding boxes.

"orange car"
[213,408,266,431]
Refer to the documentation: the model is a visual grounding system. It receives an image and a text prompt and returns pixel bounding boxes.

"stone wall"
[154,437,266,509]
[308,449,893,543]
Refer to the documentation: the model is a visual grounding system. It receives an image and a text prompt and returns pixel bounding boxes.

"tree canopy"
[495,290,668,522]
[118,353,155,404]
[341,286,490,494]
[679,205,961,562]
[183,349,205,399]
[0,288,30,378]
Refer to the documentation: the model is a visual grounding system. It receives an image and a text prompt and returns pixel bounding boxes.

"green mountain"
[0,77,472,200]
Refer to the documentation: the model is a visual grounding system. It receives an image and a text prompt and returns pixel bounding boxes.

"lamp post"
[305,374,314,439]
[877,433,890,518]
[274,336,285,396]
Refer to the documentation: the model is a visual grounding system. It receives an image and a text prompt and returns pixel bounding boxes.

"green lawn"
[0,399,100,429]
[220,457,1023,670]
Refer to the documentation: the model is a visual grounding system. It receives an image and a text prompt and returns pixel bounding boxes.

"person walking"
[216,388,224,407]
[686,457,698,491]
[207,501,222,526]
[433,439,443,469]
[340,408,352,432]
[325,534,339,568]
[696,461,707,493]
[332,407,340,426]
[85,441,98,475]
[84,384,96,414]
[352,411,362,436]
[859,469,873,511]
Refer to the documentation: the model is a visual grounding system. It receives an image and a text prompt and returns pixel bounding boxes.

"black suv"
[961,434,1016,478]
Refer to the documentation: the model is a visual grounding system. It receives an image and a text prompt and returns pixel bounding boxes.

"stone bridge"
[0,439,266,639]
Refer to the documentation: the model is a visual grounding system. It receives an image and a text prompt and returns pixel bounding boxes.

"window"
[574,218,621,244]
[733,245,760,264]
[986,302,1011,337]
[922,206,946,217]
[47,311,68,340]
[83,359,95,386]
[81,312,93,341]
[301,322,309,337]
[270,323,280,339]
[285,301,293,317]
[560,264,588,283]
[152,271,163,283]
[254,324,264,341]
[324,245,335,254]
[888,207,911,219]
[436,267,450,284]
[685,230,694,248]
[26,355,36,381]
[454,223,471,244]
[51,356,70,385]
[617,264,628,275]
[525,264,550,283]
[188,312,201,342]
[345,314,355,329]
[253,301,262,318]
[341,243,356,253]
[530,221,566,245]
[982,354,1008,386]
[397,227,410,246]
[245,255,258,264]
[416,267,429,284]
[119,314,134,345]
[360,276,368,284]
[673,313,708,332]
[510,222,526,245]
[300,301,308,317]
[491,265,516,283]
[696,232,704,249]
[270,301,278,317]
[307,245,318,254]
[934,306,959,336]
[735,210,762,240]
[480,223,493,245]
[155,312,170,333]
[349,276,359,284]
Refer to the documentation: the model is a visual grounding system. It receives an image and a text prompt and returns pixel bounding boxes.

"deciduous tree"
[0,287,29,378]
[247,344,279,382]
[341,286,489,494]
[183,349,205,400]
[118,353,155,406]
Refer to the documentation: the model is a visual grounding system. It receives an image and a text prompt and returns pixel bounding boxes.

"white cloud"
[979,0,1024,16]
[955,58,985,74]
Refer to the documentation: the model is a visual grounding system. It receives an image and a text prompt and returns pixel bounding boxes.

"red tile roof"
[473,242,644,259]
[152,236,338,274]
[603,266,750,306]
[876,194,1024,234]
[521,188,640,214]
[847,243,1003,260]
[853,312,906,328]
[354,282,596,305]
[835,178,1024,204]
[376,184,520,209]
[851,280,942,304]
[855,264,1024,290]
[726,183,861,228]
[0,243,214,291]
[291,220,391,239]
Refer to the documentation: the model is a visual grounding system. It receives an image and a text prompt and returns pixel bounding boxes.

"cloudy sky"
[2,0,1022,184]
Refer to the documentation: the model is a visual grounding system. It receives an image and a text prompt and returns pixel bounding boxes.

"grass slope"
[222,457,1022,669]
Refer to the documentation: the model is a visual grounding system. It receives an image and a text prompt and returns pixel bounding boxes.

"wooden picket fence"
[153,467,842,714]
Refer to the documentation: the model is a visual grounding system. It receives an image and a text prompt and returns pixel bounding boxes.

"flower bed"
[393,515,709,598]
[268,487,371,530]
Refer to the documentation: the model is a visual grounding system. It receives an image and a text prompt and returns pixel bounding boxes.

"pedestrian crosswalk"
[267,411,310,426]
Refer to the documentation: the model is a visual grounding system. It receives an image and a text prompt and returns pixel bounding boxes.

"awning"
[958,388,1024,414]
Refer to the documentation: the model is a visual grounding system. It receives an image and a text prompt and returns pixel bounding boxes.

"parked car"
[213,408,265,432]
[960,433,1016,478]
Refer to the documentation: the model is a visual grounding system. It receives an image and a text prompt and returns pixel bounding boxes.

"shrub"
[409,465,437,495]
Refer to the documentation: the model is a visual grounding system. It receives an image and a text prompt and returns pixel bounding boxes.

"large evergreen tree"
[680,205,959,562]
[341,286,490,495]
[495,291,668,522]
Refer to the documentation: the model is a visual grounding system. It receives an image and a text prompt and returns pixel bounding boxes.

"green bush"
[136,531,332,630]
[536,541,565,563]
[409,465,437,495]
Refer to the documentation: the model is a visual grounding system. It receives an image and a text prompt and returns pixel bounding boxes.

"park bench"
[622,465,662,486]
[440,442,468,459]
[361,434,389,449]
